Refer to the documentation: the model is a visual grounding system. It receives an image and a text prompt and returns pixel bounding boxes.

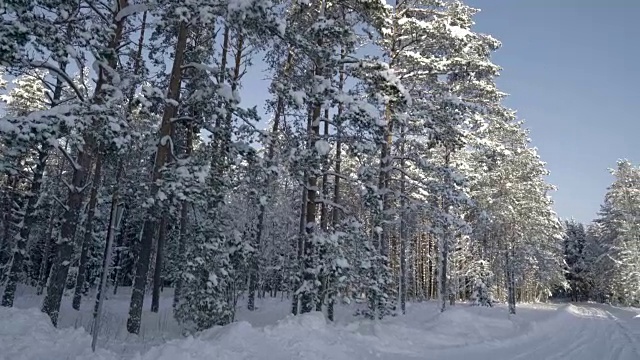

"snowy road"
[2,293,640,360]
[430,304,640,360]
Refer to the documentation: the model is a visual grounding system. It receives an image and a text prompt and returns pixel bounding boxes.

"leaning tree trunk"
[2,149,48,307]
[111,10,146,298]
[42,146,93,326]
[33,66,70,297]
[127,21,188,334]
[36,208,56,295]
[42,0,129,327]
[72,152,103,310]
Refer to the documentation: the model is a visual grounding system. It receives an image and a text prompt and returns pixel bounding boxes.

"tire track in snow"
[602,308,640,359]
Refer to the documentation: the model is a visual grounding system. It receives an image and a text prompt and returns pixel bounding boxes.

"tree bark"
[2,149,48,307]
[291,176,307,316]
[327,63,345,322]
[36,208,56,295]
[127,21,188,334]
[399,126,407,315]
[150,214,168,312]
[250,50,294,311]
[72,152,103,310]
[300,102,321,314]
[173,124,193,309]
[42,0,129,327]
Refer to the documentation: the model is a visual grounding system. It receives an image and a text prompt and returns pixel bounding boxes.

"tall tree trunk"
[249,50,293,311]
[506,237,516,314]
[315,108,330,312]
[291,172,308,315]
[0,173,19,273]
[399,127,407,315]
[72,152,103,310]
[439,229,448,313]
[111,203,126,295]
[42,149,92,326]
[326,60,345,322]
[150,214,167,312]
[127,21,188,334]
[112,9,146,298]
[32,52,69,294]
[2,149,48,307]
[300,104,321,314]
[92,186,122,325]
[438,149,452,313]
[36,208,56,295]
[299,0,327,314]
[42,0,129,326]
[173,124,193,309]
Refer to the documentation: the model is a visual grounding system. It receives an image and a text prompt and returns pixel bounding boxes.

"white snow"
[115,4,149,22]
[2,287,640,360]
[314,139,331,155]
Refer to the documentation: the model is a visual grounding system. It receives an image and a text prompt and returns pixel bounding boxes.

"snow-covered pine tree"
[563,219,587,301]
[592,160,640,305]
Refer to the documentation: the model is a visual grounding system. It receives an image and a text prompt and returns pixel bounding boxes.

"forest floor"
[2,286,640,359]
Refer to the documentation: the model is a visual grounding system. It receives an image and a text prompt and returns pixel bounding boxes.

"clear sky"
[464,0,640,223]
[238,1,640,223]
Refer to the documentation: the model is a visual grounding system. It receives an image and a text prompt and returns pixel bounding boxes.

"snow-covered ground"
[1,286,640,360]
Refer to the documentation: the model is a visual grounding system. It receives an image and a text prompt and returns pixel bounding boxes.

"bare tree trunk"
[506,239,516,314]
[72,152,103,310]
[42,146,93,326]
[173,124,193,309]
[36,149,67,297]
[127,21,188,334]
[315,108,330,313]
[301,103,321,314]
[291,172,308,315]
[36,208,56,295]
[326,59,345,322]
[150,214,168,312]
[399,127,407,315]
[2,149,48,307]
[42,0,129,327]
[0,176,18,270]
[112,10,146,298]
[249,50,293,311]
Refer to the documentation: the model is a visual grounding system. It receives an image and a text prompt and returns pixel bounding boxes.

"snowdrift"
[0,302,527,360]
[2,301,639,360]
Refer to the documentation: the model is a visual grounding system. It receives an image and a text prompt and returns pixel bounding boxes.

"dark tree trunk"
[127,21,187,334]
[291,184,307,316]
[0,176,18,270]
[36,210,56,295]
[150,215,168,312]
[72,153,103,310]
[42,149,92,326]
[300,102,320,315]
[173,124,193,309]
[42,0,129,326]
[2,149,48,307]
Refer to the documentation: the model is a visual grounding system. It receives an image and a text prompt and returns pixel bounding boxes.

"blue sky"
[239,1,639,223]
[464,0,640,222]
